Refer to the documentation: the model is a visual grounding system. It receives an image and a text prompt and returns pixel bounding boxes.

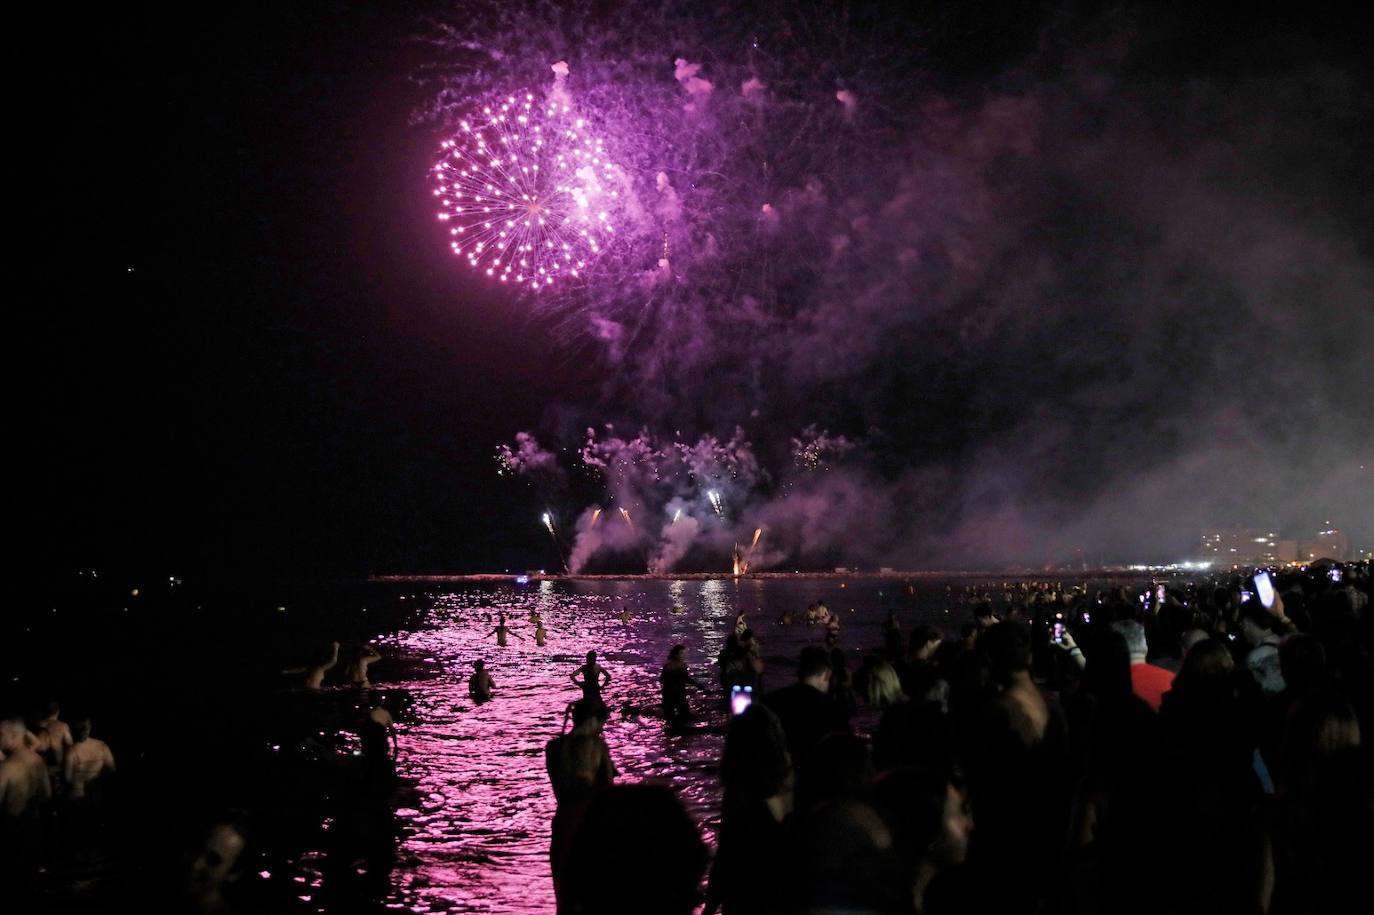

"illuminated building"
[1200,528,1286,565]
[1298,526,1348,562]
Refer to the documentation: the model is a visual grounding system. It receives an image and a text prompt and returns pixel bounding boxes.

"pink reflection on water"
[351,578,894,913]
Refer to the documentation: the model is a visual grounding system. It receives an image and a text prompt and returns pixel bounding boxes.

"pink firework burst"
[433,92,619,290]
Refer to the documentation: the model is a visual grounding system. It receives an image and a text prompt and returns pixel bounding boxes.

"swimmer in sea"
[469,660,495,703]
[63,717,116,800]
[348,643,382,689]
[0,717,52,816]
[618,606,632,624]
[535,619,548,647]
[487,612,524,647]
[825,612,842,647]
[30,700,73,771]
[283,640,340,690]
[365,693,399,757]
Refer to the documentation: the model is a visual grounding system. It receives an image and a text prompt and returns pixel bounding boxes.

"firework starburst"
[433,92,619,290]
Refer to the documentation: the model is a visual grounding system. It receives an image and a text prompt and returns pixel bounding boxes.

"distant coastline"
[368,569,1161,583]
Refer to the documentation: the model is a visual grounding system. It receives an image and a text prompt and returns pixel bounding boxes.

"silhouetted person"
[871,766,974,915]
[0,717,51,816]
[546,700,615,911]
[64,717,116,800]
[762,645,846,768]
[365,693,399,757]
[963,622,1068,913]
[571,650,610,715]
[324,718,397,905]
[1,716,51,907]
[704,704,793,915]
[348,643,382,689]
[283,640,340,690]
[487,612,523,647]
[660,645,704,726]
[30,700,73,771]
[469,660,494,703]
[882,609,903,660]
[183,815,249,914]
[1111,619,1174,711]
[902,624,947,709]
[562,784,707,915]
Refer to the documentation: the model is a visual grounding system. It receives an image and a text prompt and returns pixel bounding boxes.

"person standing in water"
[30,700,73,772]
[283,640,340,690]
[545,700,615,909]
[535,618,549,647]
[487,612,524,647]
[469,660,495,702]
[660,645,706,726]
[348,643,382,689]
[63,717,116,801]
[825,611,842,648]
[571,651,611,715]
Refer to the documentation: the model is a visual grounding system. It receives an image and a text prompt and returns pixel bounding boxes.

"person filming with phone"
[1238,571,1290,695]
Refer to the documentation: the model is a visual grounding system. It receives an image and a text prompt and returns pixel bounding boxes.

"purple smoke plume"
[427,2,1374,568]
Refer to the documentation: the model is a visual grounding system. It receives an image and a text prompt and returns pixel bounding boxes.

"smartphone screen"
[730,685,753,716]
[1052,622,1066,644]
[1253,571,1275,609]
[1155,585,1166,605]
[1330,567,1343,582]
[1240,590,1254,604]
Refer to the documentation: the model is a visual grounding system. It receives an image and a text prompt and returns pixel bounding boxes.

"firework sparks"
[541,512,555,534]
[590,507,603,526]
[672,508,683,523]
[791,426,855,471]
[750,527,762,550]
[707,490,724,517]
[619,507,634,528]
[433,91,619,290]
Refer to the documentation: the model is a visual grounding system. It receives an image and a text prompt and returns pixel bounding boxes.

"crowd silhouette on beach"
[4,560,1371,914]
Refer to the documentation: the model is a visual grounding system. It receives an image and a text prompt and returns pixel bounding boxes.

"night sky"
[27,2,1373,578]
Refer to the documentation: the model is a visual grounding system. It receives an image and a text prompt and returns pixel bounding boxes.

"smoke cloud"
[428,2,1374,569]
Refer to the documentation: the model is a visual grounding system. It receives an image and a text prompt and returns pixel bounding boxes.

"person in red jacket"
[1110,619,1174,711]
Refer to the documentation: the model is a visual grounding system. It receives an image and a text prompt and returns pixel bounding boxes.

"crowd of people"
[1,631,402,913]
[5,561,1370,914]
[546,561,1372,915]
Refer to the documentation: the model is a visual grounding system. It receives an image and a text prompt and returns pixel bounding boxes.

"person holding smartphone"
[1238,572,1288,694]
